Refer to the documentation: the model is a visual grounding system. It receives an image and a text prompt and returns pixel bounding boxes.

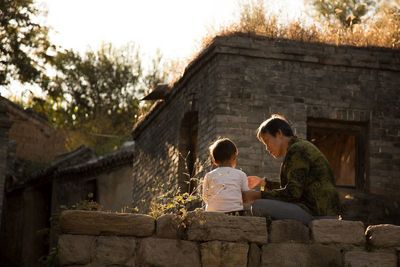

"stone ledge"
[261,243,342,267]
[310,219,365,245]
[269,219,310,243]
[156,214,182,239]
[137,237,201,267]
[56,211,400,267]
[248,243,261,267]
[344,250,397,267]
[60,210,155,236]
[186,211,268,244]
[366,224,400,248]
[201,241,248,267]
[58,234,95,266]
[94,236,136,266]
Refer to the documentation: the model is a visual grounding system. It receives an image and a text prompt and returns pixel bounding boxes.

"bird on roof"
[141,84,170,101]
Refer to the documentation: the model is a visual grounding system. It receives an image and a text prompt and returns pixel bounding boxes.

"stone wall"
[131,34,400,218]
[58,210,400,267]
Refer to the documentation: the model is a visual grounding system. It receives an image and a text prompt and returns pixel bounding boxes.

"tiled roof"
[7,143,135,191]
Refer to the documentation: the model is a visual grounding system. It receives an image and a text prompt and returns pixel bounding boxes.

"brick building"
[131,34,400,223]
[0,96,135,266]
[0,96,68,266]
[0,96,67,227]
[0,143,135,266]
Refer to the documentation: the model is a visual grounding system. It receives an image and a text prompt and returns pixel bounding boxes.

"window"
[307,118,368,191]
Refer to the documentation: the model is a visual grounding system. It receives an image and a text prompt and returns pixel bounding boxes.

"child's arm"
[241,172,250,191]
[247,176,266,189]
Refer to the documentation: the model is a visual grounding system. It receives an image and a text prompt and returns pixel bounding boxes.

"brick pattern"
[7,109,66,163]
[131,35,400,212]
[131,57,220,210]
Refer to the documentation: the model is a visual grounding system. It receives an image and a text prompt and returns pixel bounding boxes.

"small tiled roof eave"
[7,145,135,192]
[54,149,134,179]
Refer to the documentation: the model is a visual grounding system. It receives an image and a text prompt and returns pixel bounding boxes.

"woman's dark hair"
[256,114,294,141]
[209,138,237,164]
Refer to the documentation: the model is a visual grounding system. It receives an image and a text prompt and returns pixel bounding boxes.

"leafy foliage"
[0,0,53,85]
[60,199,102,212]
[146,155,208,219]
[28,43,165,154]
[40,43,142,128]
[149,190,203,219]
[310,0,376,27]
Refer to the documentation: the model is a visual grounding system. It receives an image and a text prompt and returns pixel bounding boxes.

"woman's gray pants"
[251,199,314,225]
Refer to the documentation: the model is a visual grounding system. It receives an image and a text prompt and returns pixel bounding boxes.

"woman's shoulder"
[288,137,326,161]
[289,137,316,153]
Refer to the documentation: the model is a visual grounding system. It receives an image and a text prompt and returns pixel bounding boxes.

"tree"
[310,0,376,27]
[0,0,53,85]
[31,43,166,154]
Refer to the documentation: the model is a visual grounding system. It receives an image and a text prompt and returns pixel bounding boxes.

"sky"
[1,0,308,99]
[40,0,307,61]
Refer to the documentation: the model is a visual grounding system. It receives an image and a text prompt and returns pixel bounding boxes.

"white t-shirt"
[202,167,249,212]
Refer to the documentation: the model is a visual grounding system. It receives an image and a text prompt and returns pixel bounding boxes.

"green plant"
[149,191,203,218]
[146,154,209,220]
[38,247,58,267]
[120,205,139,213]
[60,193,102,211]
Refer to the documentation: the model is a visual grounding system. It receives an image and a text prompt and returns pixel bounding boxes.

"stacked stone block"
[58,210,400,267]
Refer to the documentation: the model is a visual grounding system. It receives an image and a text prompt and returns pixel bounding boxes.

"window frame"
[307,118,368,192]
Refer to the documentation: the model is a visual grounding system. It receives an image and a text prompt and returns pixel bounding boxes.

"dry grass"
[167,1,399,94]
[203,2,400,48]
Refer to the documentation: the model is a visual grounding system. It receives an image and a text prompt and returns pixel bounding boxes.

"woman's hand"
[247,176,265,189]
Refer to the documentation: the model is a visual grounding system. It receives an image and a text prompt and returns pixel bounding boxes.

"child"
[202,138,249,213]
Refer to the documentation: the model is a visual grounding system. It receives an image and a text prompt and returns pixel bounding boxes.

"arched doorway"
[178,111,198,194]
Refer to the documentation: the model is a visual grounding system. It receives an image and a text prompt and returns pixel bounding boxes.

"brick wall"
[211,35,399,197]
[4,99,66,164]
[131,54,220,210]
[0,103,11,229]
[131,34,400,213]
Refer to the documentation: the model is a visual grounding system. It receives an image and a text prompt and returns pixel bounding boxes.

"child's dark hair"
[209,138,237,164]
[256,114,294,142]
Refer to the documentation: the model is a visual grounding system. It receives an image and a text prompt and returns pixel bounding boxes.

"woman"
[243,114,340,224]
